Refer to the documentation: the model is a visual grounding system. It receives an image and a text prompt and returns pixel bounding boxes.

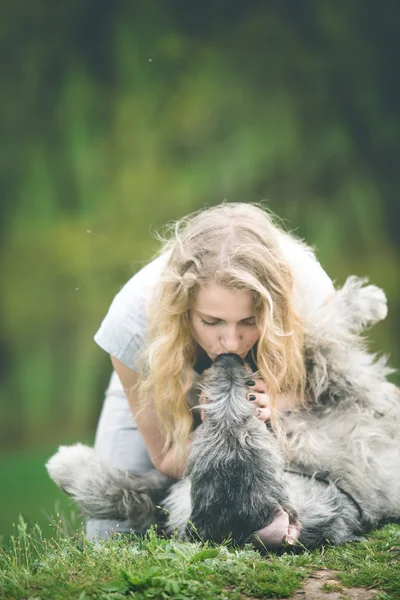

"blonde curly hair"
[140,203,307,457]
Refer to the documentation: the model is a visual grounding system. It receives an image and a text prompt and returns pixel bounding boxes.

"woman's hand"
[246,378,298,421]
[199,391,209,422]
[246,378,272,422]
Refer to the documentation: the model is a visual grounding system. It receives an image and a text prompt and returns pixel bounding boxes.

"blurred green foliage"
[0,444,84,542]
[0,1,399,537]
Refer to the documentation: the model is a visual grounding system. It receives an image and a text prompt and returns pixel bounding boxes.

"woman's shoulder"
[93,252,169,370]
[117,252,169,301]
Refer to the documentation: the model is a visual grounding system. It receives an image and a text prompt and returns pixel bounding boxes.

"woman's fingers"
[246,378,267,393]
[199,391,209,422]
[247,388,271,422]
[255,407,271,422]
[199,391,209,405]
[247,391,269,408]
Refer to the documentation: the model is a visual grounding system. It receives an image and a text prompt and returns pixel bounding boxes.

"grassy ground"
[0,516,399,600]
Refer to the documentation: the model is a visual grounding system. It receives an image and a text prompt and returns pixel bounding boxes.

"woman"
[87,202,336,541]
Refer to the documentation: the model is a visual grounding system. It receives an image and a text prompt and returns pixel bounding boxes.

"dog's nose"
[213,353,244,367]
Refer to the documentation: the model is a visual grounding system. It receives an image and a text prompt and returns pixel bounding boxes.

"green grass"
[0,516,399,600]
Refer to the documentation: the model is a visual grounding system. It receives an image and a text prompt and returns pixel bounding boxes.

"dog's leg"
[304,276,393,404]
[161,479,192,538]
[46,444,175,530]
[312,276,387,336]
[251,473,365,552]
[283,473,365,549]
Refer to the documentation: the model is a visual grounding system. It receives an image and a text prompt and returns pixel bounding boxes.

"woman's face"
[189,283,261,361]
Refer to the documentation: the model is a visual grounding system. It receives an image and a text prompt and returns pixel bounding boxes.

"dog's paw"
[46,444,98,495]
[354,284,388,326]
[340,278,388,330]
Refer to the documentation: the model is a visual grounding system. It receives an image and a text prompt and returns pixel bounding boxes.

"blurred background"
[1,0,399,541]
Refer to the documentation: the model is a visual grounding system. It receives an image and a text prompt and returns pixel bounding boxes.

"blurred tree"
[0,0,399,454]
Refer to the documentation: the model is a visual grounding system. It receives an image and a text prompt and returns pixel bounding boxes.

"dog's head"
[198,353,257,427]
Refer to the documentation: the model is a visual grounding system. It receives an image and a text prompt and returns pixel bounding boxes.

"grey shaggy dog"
[46,277,400,549]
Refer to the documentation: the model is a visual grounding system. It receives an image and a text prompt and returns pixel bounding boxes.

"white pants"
[85,384,155,541]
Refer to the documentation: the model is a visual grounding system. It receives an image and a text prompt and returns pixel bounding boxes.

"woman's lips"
[210,352,247,360]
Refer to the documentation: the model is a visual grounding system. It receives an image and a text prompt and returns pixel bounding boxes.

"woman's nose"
[221,330,241,352]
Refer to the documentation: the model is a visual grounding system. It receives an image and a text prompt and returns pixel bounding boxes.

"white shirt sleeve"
[94,254,168,371]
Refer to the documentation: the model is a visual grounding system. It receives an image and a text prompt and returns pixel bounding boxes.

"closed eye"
[200,319,221,326]
[242,319,257,327]
[200,318,257,327]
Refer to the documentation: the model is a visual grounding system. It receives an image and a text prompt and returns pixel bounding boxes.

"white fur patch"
[46,443,100,494]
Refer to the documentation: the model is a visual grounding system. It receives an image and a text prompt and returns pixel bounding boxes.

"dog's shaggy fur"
[46,277,400,549]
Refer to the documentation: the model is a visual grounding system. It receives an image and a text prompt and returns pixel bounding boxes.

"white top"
[94,232,334,395]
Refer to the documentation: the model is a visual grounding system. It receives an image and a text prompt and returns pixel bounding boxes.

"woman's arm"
[111,356,189,479]
[156,440,191,479]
